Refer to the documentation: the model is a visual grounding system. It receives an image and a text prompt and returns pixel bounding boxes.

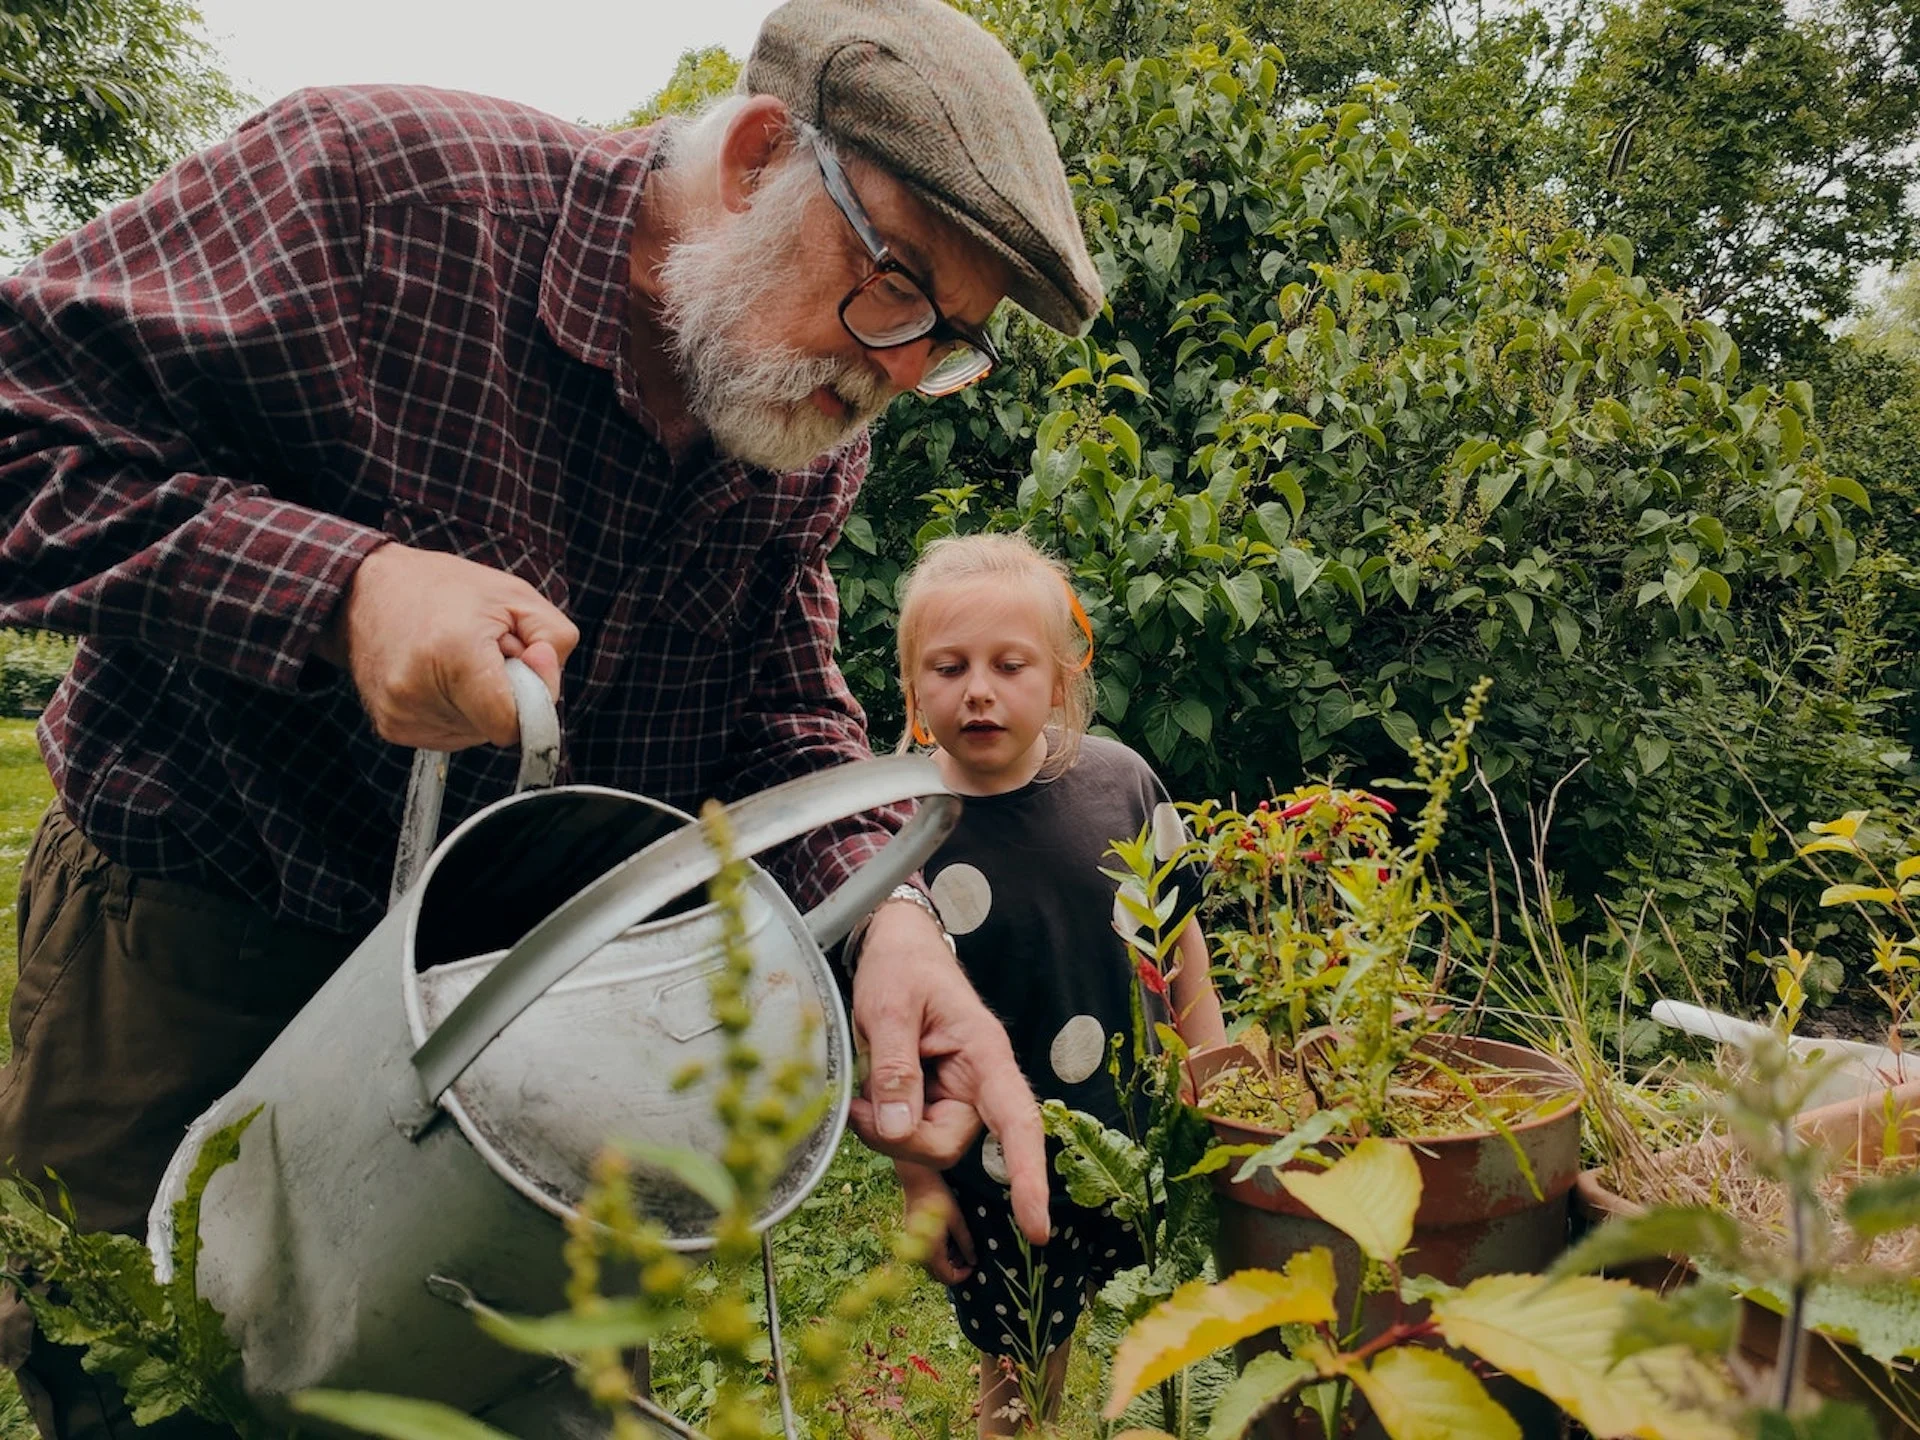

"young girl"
[889,533,1225,1436]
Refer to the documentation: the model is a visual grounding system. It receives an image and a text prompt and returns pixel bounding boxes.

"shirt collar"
[539,121,665,426]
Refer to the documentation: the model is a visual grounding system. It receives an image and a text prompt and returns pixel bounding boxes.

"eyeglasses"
[798,124,999,398]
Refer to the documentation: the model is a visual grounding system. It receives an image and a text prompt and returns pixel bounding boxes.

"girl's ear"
[1051,667,1066,708]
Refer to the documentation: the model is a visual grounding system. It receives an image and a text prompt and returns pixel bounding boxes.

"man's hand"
[896,1161,975,1286]
[317,543,580,749]
[847,901,1051,1245]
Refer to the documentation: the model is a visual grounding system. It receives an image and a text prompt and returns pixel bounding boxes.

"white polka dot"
[987,1238,998,1250]
[1104,1248,1117,1258]
[1050,1014,1107,1084]
[930,864,993,934]
[995,1304,1007,1315]
[1111,879,1148,941]
[1052,1276,1063,1288]
[1001,1334,1015,1348]
[1070,1235,1080,1249]
[961,1289,971,1300]
[1050,1311,1064,1325]
[1152,801,1188,861]
[977,1207,988,1219]
[981,1135,1010,1185]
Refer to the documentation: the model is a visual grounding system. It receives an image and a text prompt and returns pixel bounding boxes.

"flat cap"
[745,0,1104,336]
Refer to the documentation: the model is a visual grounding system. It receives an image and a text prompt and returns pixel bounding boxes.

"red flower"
[1278,797,1317,820]
[909,1355,942,1382]
[1302,849,1325,862]
[1257,800,1271,812]
[1357,792,1397,815]
[1136,957,1169,996]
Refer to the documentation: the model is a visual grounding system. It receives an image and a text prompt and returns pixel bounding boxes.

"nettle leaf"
[621,1140,737,1214]
[1551,1204,1745,1279]
[1278,1137,1420,1263]
[1206,1351,1317,1440]
[1613,1285,1738,1361]
[292,1391,517,1440]
[1349,1345,1521,1440]
[1844,1170,1920,1240]
[1103,1248,1338,1416]
[1432,1275,1737,1439]
[1730,1271,1920,1364]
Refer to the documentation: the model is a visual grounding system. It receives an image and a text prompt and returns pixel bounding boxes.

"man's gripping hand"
[847,901,1051,1245]
[317,542,580,749]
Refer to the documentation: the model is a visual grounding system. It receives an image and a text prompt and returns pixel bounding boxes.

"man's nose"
[870,337,937,395]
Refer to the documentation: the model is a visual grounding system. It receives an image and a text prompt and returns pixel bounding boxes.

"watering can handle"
[388,659,561,906]
[405,754,959,1118]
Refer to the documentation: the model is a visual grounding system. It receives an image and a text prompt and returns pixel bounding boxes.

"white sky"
[190,0,787,129]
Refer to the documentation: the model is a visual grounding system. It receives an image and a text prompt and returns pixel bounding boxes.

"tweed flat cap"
[745,0,1104,336]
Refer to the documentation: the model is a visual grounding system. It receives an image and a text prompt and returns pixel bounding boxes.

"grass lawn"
[0,722,1125,1438]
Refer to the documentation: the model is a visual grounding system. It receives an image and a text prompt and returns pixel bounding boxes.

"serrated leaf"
[1207,1352,1317,1440]
[1613,1286,1738,1361]
[1104,1248,1339,1416]
[1278,1138,1420,1263]
[1350,1345,1521,1440]
[1727,1270,1920,1364]
[1432,1275,1736,1439]
[292,1391,518,1440]
[1820,884,1898,907]
[1842,1170,1920,1241]
[1551,1205,1745,1279]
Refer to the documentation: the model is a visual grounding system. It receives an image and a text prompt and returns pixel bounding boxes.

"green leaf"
[1820,883,1898,906]
[1279,1138,1421,1264]
[1551,1205,1744,1279]
[1225,1107,1357,1184]
[1103,414,1143,471]
[1349,1345,1521,1440]
[1549,606,1579,658]
[1207,1352,1317,1440]
[1103,1248,1339,1416]
[471,1296,681,1355]
[1042,1100,1148,1219]
[1612,1285,1737,1361]
[620,1140,737,1213]
[292,1391,518,1440]
[1432,1275,1736,1438]
[1173,697,1214,745]
[1052,366,1095,391]
[1504,592,1534,635]
[1219,571,1265,633]
[1632,733,1670,776]
[1826,475,1871,512]
[1379,711,1420,753]
[1843,1171,1920,1242]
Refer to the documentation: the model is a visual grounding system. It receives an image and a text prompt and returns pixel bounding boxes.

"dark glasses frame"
[797,124,1000,398]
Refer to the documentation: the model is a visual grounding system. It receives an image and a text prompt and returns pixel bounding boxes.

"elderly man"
[0,0,1104,1432]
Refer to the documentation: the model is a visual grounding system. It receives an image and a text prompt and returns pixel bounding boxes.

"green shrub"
[836,0,1916,1013]
[0,631,74,719]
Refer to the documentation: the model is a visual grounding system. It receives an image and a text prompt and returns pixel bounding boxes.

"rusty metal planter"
[1189,1036,1584,1440]
[1572,1080,1920,1437]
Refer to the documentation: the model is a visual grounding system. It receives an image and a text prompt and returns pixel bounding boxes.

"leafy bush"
[836,0,1916,1014]
[0,630,73,718]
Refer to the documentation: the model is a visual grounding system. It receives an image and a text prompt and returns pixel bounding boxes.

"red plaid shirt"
[0,85,895,936]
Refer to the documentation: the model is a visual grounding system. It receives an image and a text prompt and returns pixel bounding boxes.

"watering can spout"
[1648,998,1917,1110]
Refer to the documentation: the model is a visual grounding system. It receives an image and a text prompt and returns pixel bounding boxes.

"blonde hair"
[894,532,1096,778]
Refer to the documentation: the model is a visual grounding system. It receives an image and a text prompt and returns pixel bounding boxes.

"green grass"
[0,721,49,1439]
[0,723,1128,1437]
[0,718,50,1067]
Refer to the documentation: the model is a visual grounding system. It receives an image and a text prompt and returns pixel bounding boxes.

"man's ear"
[717,94,794,214]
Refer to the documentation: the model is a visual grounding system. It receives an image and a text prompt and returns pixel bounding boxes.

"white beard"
[658,161,891,471]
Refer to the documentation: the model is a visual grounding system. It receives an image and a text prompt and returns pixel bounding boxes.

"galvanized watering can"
[146,660,958,1432]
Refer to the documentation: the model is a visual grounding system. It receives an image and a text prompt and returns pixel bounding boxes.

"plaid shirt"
[0,85,898,936]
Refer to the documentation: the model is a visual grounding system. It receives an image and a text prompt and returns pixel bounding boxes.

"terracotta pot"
[1570,1080,1920,1436]
[1189,1036,1585,1440]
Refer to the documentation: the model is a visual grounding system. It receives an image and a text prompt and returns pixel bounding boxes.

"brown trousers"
[0,805,353,1439]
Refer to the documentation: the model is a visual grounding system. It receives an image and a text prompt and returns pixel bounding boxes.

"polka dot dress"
[918,736,1203,1359]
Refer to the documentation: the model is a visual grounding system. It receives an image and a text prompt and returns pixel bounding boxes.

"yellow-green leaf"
[1820,883,1898,907]
[1795,836,1862,857]
[1278,1138,1421,1263]
[1431,1275,1736,1440]
[1104,1249,1339,1417]
[1349,1346,1521,1440]
[1809,811,1868,839]
[1895,854,1920,882]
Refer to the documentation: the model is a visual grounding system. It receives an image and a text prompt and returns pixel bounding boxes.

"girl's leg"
[977,1341,1072,1439]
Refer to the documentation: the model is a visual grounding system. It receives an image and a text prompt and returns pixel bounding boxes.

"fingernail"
[879,1103,912,1139]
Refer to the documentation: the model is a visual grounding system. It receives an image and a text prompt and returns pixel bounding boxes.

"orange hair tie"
[1065,581,1095,672]
[911,714,936,746]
